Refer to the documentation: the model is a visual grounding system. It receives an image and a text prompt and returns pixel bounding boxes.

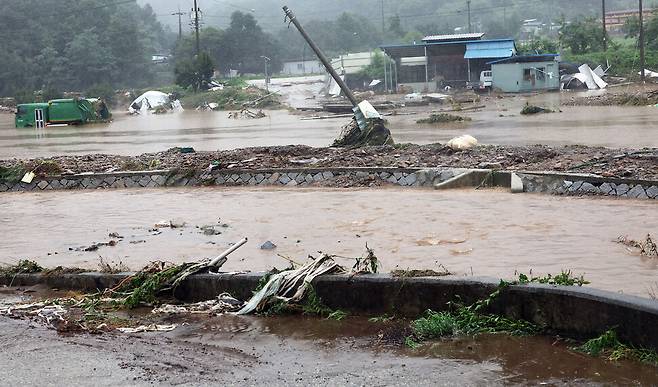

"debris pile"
[332,118,394,147]
[1,243,380,334]
[566,88,658,106]
[129,91,183,115]
[416,113,471,124]
[520,103,554,115]
[2,144,657,182]
[617,234,658,258]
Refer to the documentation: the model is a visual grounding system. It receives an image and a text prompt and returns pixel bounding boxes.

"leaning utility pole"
[283,6,358,106]
[640,0,646,82]
[467,0,472,33]
[193,0,201,56]
[602,0,607,51]
[172,6,185,40]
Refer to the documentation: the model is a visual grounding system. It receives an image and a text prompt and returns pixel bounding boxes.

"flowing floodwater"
[1,87,658,158]
[1,187,656,298]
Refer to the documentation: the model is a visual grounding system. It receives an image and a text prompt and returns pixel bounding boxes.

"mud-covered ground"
[563,84,658,106]
[2,143,657,182]
[2,287,658,386]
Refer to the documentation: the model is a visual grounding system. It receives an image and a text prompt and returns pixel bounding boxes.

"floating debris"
[617,234,658,257]
[416,113,471,124]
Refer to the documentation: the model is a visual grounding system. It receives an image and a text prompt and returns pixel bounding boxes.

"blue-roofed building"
[380,33,517,92]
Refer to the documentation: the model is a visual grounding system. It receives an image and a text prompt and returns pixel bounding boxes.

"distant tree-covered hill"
[0,0,171,97]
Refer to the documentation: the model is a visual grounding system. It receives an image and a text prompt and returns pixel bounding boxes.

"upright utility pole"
[381,0,385,39]
[467,1,472,33]
[172,6,184,40]
[602,0,607,51]
[640,0,646,82]
[193,0,201,56]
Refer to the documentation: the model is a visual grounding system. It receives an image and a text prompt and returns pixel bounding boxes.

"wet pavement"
[2,85,658,159]
[1,187,656,298]
[1,288,657,386]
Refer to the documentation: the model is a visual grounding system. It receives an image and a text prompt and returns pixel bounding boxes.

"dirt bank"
[2,144,657,182]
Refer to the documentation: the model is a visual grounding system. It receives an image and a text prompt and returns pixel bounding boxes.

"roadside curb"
[0,167,656,200]
[4,271,658,351]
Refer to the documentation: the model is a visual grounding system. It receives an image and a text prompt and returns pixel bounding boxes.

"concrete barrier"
[3,272,658,351]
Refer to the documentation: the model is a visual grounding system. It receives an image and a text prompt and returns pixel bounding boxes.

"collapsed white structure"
[129,91,183,114]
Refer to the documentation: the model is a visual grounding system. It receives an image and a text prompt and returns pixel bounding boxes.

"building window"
[536,67,545,81]
[297,63,303,70]
[523,68,532,81]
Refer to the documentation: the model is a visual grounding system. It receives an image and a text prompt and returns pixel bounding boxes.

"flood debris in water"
[391,267,451,278]
[520,103,554,115]
[617,234,658,258]
[152,293,244,315]
[416,113,471,124]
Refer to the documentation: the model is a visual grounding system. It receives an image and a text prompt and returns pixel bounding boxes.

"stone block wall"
[1,168,656,201]
[519,173,658,200]
[0,168,442,192]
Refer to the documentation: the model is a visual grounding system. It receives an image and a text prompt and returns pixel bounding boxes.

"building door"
[34,109,45,128]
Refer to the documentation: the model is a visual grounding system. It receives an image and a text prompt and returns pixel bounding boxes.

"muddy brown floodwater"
[1,187,657,298]
[1,87,658,159]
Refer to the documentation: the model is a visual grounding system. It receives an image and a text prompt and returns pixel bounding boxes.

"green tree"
[175,52,215,91]
[388,15,405,38]
[622,16,641,39]
[359,50,386,79]
[559,17,606,54]
[518,38,559,54]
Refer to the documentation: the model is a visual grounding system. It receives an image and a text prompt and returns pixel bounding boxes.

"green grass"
[577,329,658,366]
[0,165,26,183]
[406,280,539,347]
[516,270,590,287]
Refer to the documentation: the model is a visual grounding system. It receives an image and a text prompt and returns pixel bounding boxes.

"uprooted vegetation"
[416,113,472,124]
[332,118,394,148]
[180,86,280,110]
[617,234,658,258]
[0,260,44,276]
[0,244,377,332]
[516,270,590,286]
[520,103,554,115]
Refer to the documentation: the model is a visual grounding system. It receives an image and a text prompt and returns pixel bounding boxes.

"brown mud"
[1,287,657,385]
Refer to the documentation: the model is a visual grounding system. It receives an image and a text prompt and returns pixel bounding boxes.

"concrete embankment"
[4,272,658,351]
[1,167,657,200]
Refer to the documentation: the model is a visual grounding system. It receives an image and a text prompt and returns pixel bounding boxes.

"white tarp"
[129,91,183,114]
[639,69,658,78]
[129,91,170,113]
[578,64,607,90]
[326,75,344,97]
